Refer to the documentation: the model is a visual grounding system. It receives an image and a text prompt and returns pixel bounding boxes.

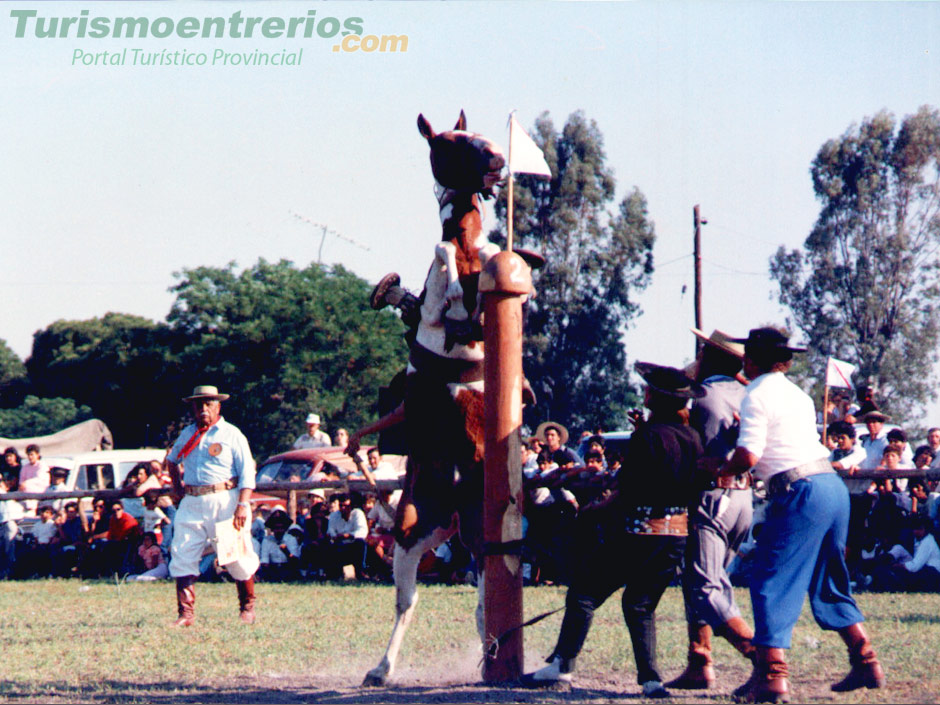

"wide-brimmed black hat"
[634,362,706,399]
[730,327,806,354]
[855,401,891,423]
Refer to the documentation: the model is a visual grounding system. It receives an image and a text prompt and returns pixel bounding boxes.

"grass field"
[0,579,936,703]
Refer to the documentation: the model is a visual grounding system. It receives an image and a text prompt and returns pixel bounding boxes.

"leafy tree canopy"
[168,259,407,457]
[491,111,656,432]
[771,106,940,424]
[0,395,93,438]
[0,339,27,407]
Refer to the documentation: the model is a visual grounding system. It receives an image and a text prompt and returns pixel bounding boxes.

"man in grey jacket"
[667,329,757,690]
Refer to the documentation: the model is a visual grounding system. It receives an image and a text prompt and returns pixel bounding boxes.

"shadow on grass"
[0,679,712,703]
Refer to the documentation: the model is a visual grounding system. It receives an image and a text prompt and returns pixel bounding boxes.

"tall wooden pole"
[479,250,530,684]
[693,204,704,357]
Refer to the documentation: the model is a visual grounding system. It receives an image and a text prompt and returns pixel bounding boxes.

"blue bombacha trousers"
[750,472,864,648]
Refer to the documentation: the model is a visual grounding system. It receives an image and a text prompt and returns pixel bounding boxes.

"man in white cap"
[293,413,331,449]
[166,385,260,626]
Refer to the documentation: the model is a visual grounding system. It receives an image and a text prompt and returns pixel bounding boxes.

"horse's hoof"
[370,273,401,310]
[362,672,388,687]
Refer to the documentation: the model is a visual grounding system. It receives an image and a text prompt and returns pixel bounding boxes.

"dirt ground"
[2,669,930,704]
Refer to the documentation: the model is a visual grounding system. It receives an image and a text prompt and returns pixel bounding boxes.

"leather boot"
[715,616,758,661]
[732,646,789,704]
[665,623,715,689]
[236,577,256,624]
[172,576,196,627]
[831,623,885,692]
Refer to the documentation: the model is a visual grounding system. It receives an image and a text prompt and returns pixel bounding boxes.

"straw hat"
[182,385,230,402]
[534,421,569,445]
[691,328,745,359]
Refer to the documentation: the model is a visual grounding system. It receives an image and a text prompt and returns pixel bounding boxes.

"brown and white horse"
[362,112,504,687]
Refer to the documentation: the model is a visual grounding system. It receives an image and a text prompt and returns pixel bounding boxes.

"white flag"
[826,357,856,388]
[509,116,552,177]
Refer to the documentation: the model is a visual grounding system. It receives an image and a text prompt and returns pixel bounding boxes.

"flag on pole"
[509,116,552,177]
[826,357,856,388]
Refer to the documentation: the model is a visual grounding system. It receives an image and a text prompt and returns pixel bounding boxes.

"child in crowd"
[141,491,170,543]
[127,532,168,581]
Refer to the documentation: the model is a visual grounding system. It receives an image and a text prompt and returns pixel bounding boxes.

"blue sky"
[2,1,939,420]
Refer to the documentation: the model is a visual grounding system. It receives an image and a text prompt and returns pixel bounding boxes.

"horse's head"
[417,111,505,198]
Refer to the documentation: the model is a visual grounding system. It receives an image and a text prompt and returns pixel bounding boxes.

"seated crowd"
[1,405,938,592]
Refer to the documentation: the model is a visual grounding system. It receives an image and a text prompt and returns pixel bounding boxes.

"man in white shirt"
[884,517,940,591]
[293,413,332,449]
[326,494,368,578]
[720,327,884,703]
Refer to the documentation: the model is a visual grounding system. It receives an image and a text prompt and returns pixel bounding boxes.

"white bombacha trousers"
[169,489,259,581]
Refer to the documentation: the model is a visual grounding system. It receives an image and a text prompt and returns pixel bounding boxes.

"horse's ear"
[417,113,435,140]
[454,110,467,131]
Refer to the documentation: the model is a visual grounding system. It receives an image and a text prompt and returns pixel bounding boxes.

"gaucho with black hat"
[524,362,705,699]
[719,327,885,703]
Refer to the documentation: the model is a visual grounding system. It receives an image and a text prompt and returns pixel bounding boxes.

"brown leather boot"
[172,576,196,627]
[831,623,885,692]
[236,577,256,624]
[665,623,715,689]
[715,616,757,661]
[732,646,789,704]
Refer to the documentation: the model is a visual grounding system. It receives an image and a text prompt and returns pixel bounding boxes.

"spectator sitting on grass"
[127,531,168,582]
[53,502,85,577]
[25,504,60,577]
[873,516,940,591]
[106,500,141,576]
[259,506,301,582]
[326,493,368,579]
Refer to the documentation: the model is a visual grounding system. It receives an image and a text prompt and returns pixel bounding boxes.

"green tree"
[491,111,656,432]
[168,259,407,457]
[0,395,93,438]
[0,339,28,407]
[26,313,179,447]
[770,106,940,423]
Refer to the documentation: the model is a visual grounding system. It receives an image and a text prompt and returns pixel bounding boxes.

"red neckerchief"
[178,418,219,461]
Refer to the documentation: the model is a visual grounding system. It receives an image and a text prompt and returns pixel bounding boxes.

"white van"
[44,449,167,493]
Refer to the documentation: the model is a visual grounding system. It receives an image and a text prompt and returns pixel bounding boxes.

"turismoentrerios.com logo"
[9,8,409,54]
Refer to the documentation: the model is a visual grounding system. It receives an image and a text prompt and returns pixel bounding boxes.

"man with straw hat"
[718,328,884,703]
[166,385,260,627]
[534,421,580,467]
[524,362,705,699]
[667,329,757,690]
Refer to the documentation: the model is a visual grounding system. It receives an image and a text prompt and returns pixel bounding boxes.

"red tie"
[178,418,218,461]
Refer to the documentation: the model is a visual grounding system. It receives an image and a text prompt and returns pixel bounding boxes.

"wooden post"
[479,250,531,683]
[693,204,704,357]
[287,489,298,522]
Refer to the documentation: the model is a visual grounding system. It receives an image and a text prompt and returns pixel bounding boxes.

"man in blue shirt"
[166,385,260,626]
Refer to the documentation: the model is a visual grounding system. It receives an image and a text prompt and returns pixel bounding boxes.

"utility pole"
[693,204,706,357]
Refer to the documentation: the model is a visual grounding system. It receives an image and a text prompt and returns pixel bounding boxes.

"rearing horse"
[362,112,504,687]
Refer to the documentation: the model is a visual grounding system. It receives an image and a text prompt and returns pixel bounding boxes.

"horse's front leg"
[363,527,453,687]
[437,242,469,320]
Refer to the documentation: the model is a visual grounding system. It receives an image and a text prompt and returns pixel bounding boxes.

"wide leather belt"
[768,458,834,497]
[715,473,752,490]
[626,512,688,537]
[184,478,236,496]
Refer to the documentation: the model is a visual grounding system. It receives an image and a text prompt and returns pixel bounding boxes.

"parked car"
[43,449,167,493]
[255,446,406,485]
[576,431,633,464]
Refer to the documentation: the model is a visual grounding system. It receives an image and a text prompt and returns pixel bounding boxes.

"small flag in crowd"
[508,115,552,177]
[826,357,856,388]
